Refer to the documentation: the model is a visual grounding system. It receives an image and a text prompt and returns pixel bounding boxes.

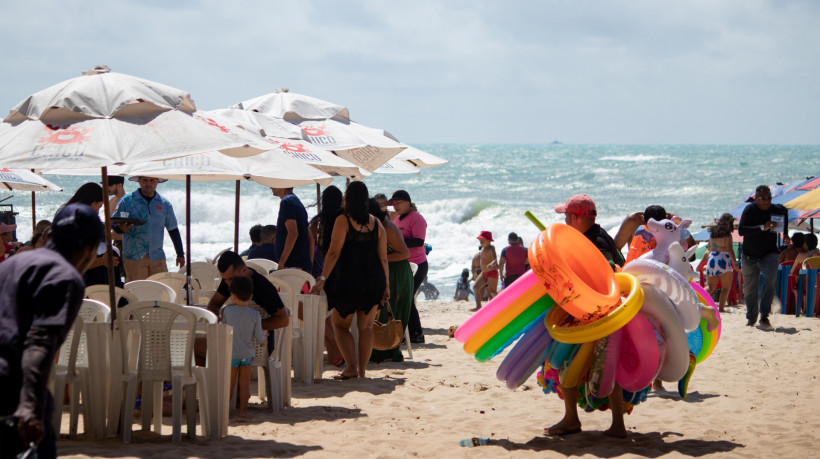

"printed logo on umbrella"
[195,116,230,133]
[39,125,94,145]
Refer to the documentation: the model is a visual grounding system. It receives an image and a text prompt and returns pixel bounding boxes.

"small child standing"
[222,275,264,418]
[454,268,472,301]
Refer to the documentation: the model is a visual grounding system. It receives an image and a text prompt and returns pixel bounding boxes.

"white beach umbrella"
[231,90,407,172]
[0,168,62,191]
[0,66,264,316]
[375,158,420,175]
[394,145,448,168]
[205,108,368,179]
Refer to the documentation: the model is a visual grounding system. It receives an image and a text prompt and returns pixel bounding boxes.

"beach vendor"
[0,204,104,458]
[271,188,312,272]
[738,185,789,329]
[113,176,185,281]
[548,194,629,438]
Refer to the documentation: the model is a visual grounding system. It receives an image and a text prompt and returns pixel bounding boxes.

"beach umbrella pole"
[186,175,192,305]
[101,167,117,325]
[234,180,240,253]
[30,169,36,231]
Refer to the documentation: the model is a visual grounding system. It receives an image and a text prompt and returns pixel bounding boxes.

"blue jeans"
[741,252,779,323]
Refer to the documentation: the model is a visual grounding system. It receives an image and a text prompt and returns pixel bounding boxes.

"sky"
[1,0,818,144]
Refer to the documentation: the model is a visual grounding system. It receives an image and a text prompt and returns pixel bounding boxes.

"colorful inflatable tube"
[455,270,543,343]
[474,295,555,362]
[638,284,689,382]
[496,312,552,384]
[559,341,595,388]
[615,313,660,391]
[545,272,643,344]
[530,224,620,321]
[588,332,622,398]
[464,292,553,355]
[622,258,701,332]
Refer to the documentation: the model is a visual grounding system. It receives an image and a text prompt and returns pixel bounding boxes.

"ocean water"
[4,144,818,298]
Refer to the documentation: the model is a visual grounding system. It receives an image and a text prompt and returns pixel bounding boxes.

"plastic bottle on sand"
[459,437,491,447]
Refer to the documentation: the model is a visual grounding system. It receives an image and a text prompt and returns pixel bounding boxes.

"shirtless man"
[472,231,498,310]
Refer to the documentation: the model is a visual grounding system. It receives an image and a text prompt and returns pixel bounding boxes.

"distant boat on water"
[551,140,563,144]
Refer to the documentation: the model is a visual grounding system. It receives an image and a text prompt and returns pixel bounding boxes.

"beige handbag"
[372,302,404,351]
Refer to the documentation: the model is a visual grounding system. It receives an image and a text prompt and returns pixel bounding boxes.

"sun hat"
[554,194,597,218]
[477,230,493,242]
[128,176,168,183]
[50,203,105,248]
[387,190,411,205]
[0,222,17,234]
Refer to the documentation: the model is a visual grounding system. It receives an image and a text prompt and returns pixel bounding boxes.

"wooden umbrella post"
[101,167,117,325]
[30,169,35,231]
[186,175,192,305]
[234,180,240,253]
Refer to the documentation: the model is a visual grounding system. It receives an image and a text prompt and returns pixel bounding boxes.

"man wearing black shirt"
[738,185,790,328]
[0,204,104,458]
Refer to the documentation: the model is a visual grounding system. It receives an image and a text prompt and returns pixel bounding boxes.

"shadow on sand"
[493,430,743,457]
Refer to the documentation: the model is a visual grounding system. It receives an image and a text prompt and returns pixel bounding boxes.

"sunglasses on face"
[756,195,772,201]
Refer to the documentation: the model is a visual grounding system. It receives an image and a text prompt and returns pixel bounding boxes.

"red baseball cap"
[554,194,597,218]
[476,230,493,242]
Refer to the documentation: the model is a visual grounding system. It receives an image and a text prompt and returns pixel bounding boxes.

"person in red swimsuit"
[472,231,498,310]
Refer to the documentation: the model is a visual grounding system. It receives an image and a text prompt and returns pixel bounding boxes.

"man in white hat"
[113,176,185,281]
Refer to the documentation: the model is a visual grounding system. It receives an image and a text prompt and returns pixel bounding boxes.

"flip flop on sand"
[332,372,357,380]
[544,425,582,436]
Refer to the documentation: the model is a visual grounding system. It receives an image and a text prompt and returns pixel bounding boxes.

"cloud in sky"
[1,0,818,144]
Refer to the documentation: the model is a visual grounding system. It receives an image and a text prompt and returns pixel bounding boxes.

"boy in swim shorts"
[222,275,265,418]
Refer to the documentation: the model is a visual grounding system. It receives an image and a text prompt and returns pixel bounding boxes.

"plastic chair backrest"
[266,274,295,312]
[269,269,315,295]
[180,262,221,290]
[147,272,188,304]
[207,247,232,265]
[244,260,268,275]
[118,300,197,381]
[803,257,820,269]
[184,306,218,324]
[84,285,138,308]
[125,280,177,303]
[247,258,278,273]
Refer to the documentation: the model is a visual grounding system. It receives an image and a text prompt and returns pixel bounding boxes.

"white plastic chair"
[246,258,278,273]
[116,301,199,443]
[255,308,292,413]
[269,269,315,295]
[53,299,110,437]
[207,247,232,265]
[292,294,326,384]
[180,261,221,290]
[265,275,294,405]
[84,285,138,308]
[125,279,177,303]
[147,272,188,305]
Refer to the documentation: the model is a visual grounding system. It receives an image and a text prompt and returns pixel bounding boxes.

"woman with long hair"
[315,185,345,366]
[698,213,738,312]
[311,181,389,379]
[64,182,105,213]
[368,198,413,363]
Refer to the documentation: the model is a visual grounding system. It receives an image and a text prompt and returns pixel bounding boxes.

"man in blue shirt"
[247,225,277,262]
[114,176,185,281]
[271,188,312,272]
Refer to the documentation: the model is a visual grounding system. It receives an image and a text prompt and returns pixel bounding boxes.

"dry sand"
[60,300,819,458]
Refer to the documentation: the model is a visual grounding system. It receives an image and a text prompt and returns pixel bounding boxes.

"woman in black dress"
[311,181,389,379]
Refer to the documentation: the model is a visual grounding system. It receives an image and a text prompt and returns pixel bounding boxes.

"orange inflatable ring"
[545,272,643,344]
[530,223,620,320]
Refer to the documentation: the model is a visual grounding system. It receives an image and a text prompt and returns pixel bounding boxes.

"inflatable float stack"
[455,221,721,404]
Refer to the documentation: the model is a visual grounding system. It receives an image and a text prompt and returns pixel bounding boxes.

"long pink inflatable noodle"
[455,270,540,343]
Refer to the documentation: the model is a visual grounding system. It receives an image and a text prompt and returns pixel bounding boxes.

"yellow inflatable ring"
[545,272,643,344]
[559,341,595,388]
[530,224,620,320]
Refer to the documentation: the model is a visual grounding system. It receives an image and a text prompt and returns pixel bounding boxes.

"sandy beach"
[59,299,818,458]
